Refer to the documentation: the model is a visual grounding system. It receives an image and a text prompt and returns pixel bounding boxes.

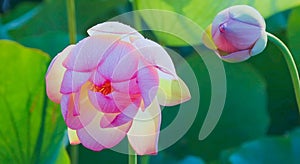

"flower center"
[92,80,113,95]
[219,23,227,33]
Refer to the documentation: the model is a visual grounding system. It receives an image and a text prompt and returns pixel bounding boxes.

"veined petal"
[68,128,80,145]
[100,99,140,128]
[127,98,161,155]
[157,71,191,106]
[63,35,120,72]
[111,48,140,82]
[77,112,132,151]
[112,78,140,95]
[97,40,139,82]
[212,9,229,37]
[133,38,176,76]
[88,91,134,113]
[101,113,133,128]
[99,113,119,128]
[223,19,261,50]
[250,31,267,56]
[228,5,266,28]
[61,94,82,129]
[87,22,143,39]
[76,127,104,151]
[137,65,159,109]
[90,70,106,86]
[212,25,238,53]
[219,49,251,63]
[46,45,74,103]
[60,70,91,94]
[61,84,98,130]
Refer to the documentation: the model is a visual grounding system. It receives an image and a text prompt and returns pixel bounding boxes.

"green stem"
[132,0,142,33]
[140,155,150,164]
[70,145,78,164]
[66,0,78,164]
[66,0,77,44]
[267,32,300,113]
[128,144,137,164]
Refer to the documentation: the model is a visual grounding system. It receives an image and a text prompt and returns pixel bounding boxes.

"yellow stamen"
[91,81,113,95]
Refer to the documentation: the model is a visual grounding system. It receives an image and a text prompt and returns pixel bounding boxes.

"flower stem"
[66,0,78,164]
[70,145,78,164]
[140,155,150,164]
[132,0,142,33]
[128,144,137,164]
[267,32,300,113]
[66,0,77,44]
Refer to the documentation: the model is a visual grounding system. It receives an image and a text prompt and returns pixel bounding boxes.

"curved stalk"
[267,32,300,113]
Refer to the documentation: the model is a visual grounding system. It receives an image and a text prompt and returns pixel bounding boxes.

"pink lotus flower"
[46,22,191,155]
[203,5,267,62]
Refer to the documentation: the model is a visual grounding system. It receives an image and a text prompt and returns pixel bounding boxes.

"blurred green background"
[1,0,300,163]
